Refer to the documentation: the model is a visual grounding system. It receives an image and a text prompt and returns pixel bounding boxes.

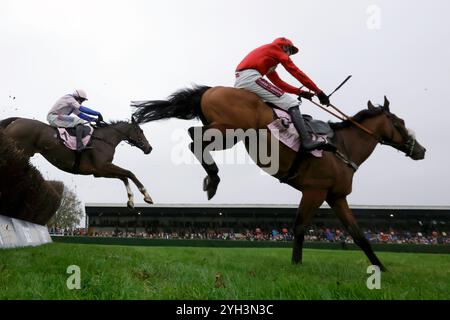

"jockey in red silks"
[235,37,335,152]
[47,89,103,151]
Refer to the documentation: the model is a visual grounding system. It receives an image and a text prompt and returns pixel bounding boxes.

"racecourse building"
[84,203,449,242]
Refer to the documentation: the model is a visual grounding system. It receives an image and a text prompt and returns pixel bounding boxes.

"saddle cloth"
[267,109,334,156]
[57,125,93,151]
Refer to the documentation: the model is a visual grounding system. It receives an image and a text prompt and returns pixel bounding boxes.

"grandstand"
[84,203,450,244]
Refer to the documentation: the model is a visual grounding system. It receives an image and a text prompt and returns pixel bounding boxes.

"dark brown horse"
[132,86,426,271]
[0,117,153,208]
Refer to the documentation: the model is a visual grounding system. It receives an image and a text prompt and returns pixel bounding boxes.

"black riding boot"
[75,124,84,152]
[288,106,336,152]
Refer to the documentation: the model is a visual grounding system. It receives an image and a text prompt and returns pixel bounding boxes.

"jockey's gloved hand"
[317,91,330,106]
[298,91,315,100]
[97,114,104,123]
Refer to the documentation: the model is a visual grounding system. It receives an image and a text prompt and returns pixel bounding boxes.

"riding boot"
[287,106,336,152]
[76,124,84,152]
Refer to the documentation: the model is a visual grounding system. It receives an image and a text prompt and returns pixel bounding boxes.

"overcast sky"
[1,0,449,207]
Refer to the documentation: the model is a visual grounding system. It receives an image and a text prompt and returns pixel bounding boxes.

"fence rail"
[51,236,450,254]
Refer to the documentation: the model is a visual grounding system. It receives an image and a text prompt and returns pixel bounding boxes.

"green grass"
[0,243,449,299]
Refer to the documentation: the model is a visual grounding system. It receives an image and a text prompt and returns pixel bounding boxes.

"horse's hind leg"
[327,196,386,271]
[188,123,239,200]
[292,190,327,264]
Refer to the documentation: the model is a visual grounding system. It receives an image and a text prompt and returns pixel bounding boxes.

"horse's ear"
[367,100,376,110]
[383,96,390,112]
[131,116,136,124]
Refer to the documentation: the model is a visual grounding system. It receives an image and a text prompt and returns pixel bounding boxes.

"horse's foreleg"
[121,178,135,209]
[188,123,239,200]
[97,163,153,205]
[327,196,386,271]
[292,190,327,264]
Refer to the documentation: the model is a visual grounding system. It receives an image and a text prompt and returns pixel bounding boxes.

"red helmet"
[272,37,299,55]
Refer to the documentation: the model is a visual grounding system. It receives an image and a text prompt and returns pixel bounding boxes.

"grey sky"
[0,0,449,206]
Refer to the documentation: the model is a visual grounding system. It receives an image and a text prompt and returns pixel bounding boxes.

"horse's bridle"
[377,114,417,158]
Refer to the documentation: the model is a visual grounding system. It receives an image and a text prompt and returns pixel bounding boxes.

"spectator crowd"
[79,226,450,245]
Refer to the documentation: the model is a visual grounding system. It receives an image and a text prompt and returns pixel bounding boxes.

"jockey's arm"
[280,56,321,93]
[80,106,102,117]
[78,112,96,122]
[266,71,301,95]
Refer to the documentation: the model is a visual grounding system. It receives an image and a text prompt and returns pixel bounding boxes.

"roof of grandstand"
[85,203,450,211]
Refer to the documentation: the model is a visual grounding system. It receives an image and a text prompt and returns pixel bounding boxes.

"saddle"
[56,125,94,151]
[302,114,334,139]
[64,125,91,137]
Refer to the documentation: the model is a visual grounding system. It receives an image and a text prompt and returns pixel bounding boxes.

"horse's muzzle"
[144,145,153,155]
[410,144,426,160]
[411,148,425,160]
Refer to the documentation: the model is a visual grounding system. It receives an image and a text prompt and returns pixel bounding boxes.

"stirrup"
[302,137,336,152]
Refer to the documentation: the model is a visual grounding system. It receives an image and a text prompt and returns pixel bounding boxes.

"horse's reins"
[92,121,145,149]
[309,75,419,156]
[305,75,382,141]
[308,99,380,141]
[287,99,362,171]
[295,75,401,173]
[310,99,416,155]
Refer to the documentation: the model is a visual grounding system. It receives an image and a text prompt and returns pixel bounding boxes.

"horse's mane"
[95,120,129,129]
[108,120,128,125]
[329,107,385,130]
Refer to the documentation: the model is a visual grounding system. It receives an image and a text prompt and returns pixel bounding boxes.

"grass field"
[0,243,449,299]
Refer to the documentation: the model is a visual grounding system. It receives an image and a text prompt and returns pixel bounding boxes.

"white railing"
[0,215,52,249]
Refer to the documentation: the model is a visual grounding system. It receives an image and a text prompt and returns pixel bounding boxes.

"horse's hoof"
[203,175,220,200]
[127,200,135,209]
[207,188,217,200]
[144,196,153,205]
[291,254,302,265]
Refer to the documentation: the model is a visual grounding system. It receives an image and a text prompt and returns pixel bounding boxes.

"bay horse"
[132,86,426,271]
[0,117,153,208]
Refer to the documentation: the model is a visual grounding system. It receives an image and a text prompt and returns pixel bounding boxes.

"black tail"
[0,117,21,129]
[131,85,211,124]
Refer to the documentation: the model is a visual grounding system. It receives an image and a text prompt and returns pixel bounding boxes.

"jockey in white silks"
[47,89,103,151]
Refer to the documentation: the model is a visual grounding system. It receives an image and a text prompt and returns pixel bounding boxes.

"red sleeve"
[267,71,300,95]
[279,55,321,93]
